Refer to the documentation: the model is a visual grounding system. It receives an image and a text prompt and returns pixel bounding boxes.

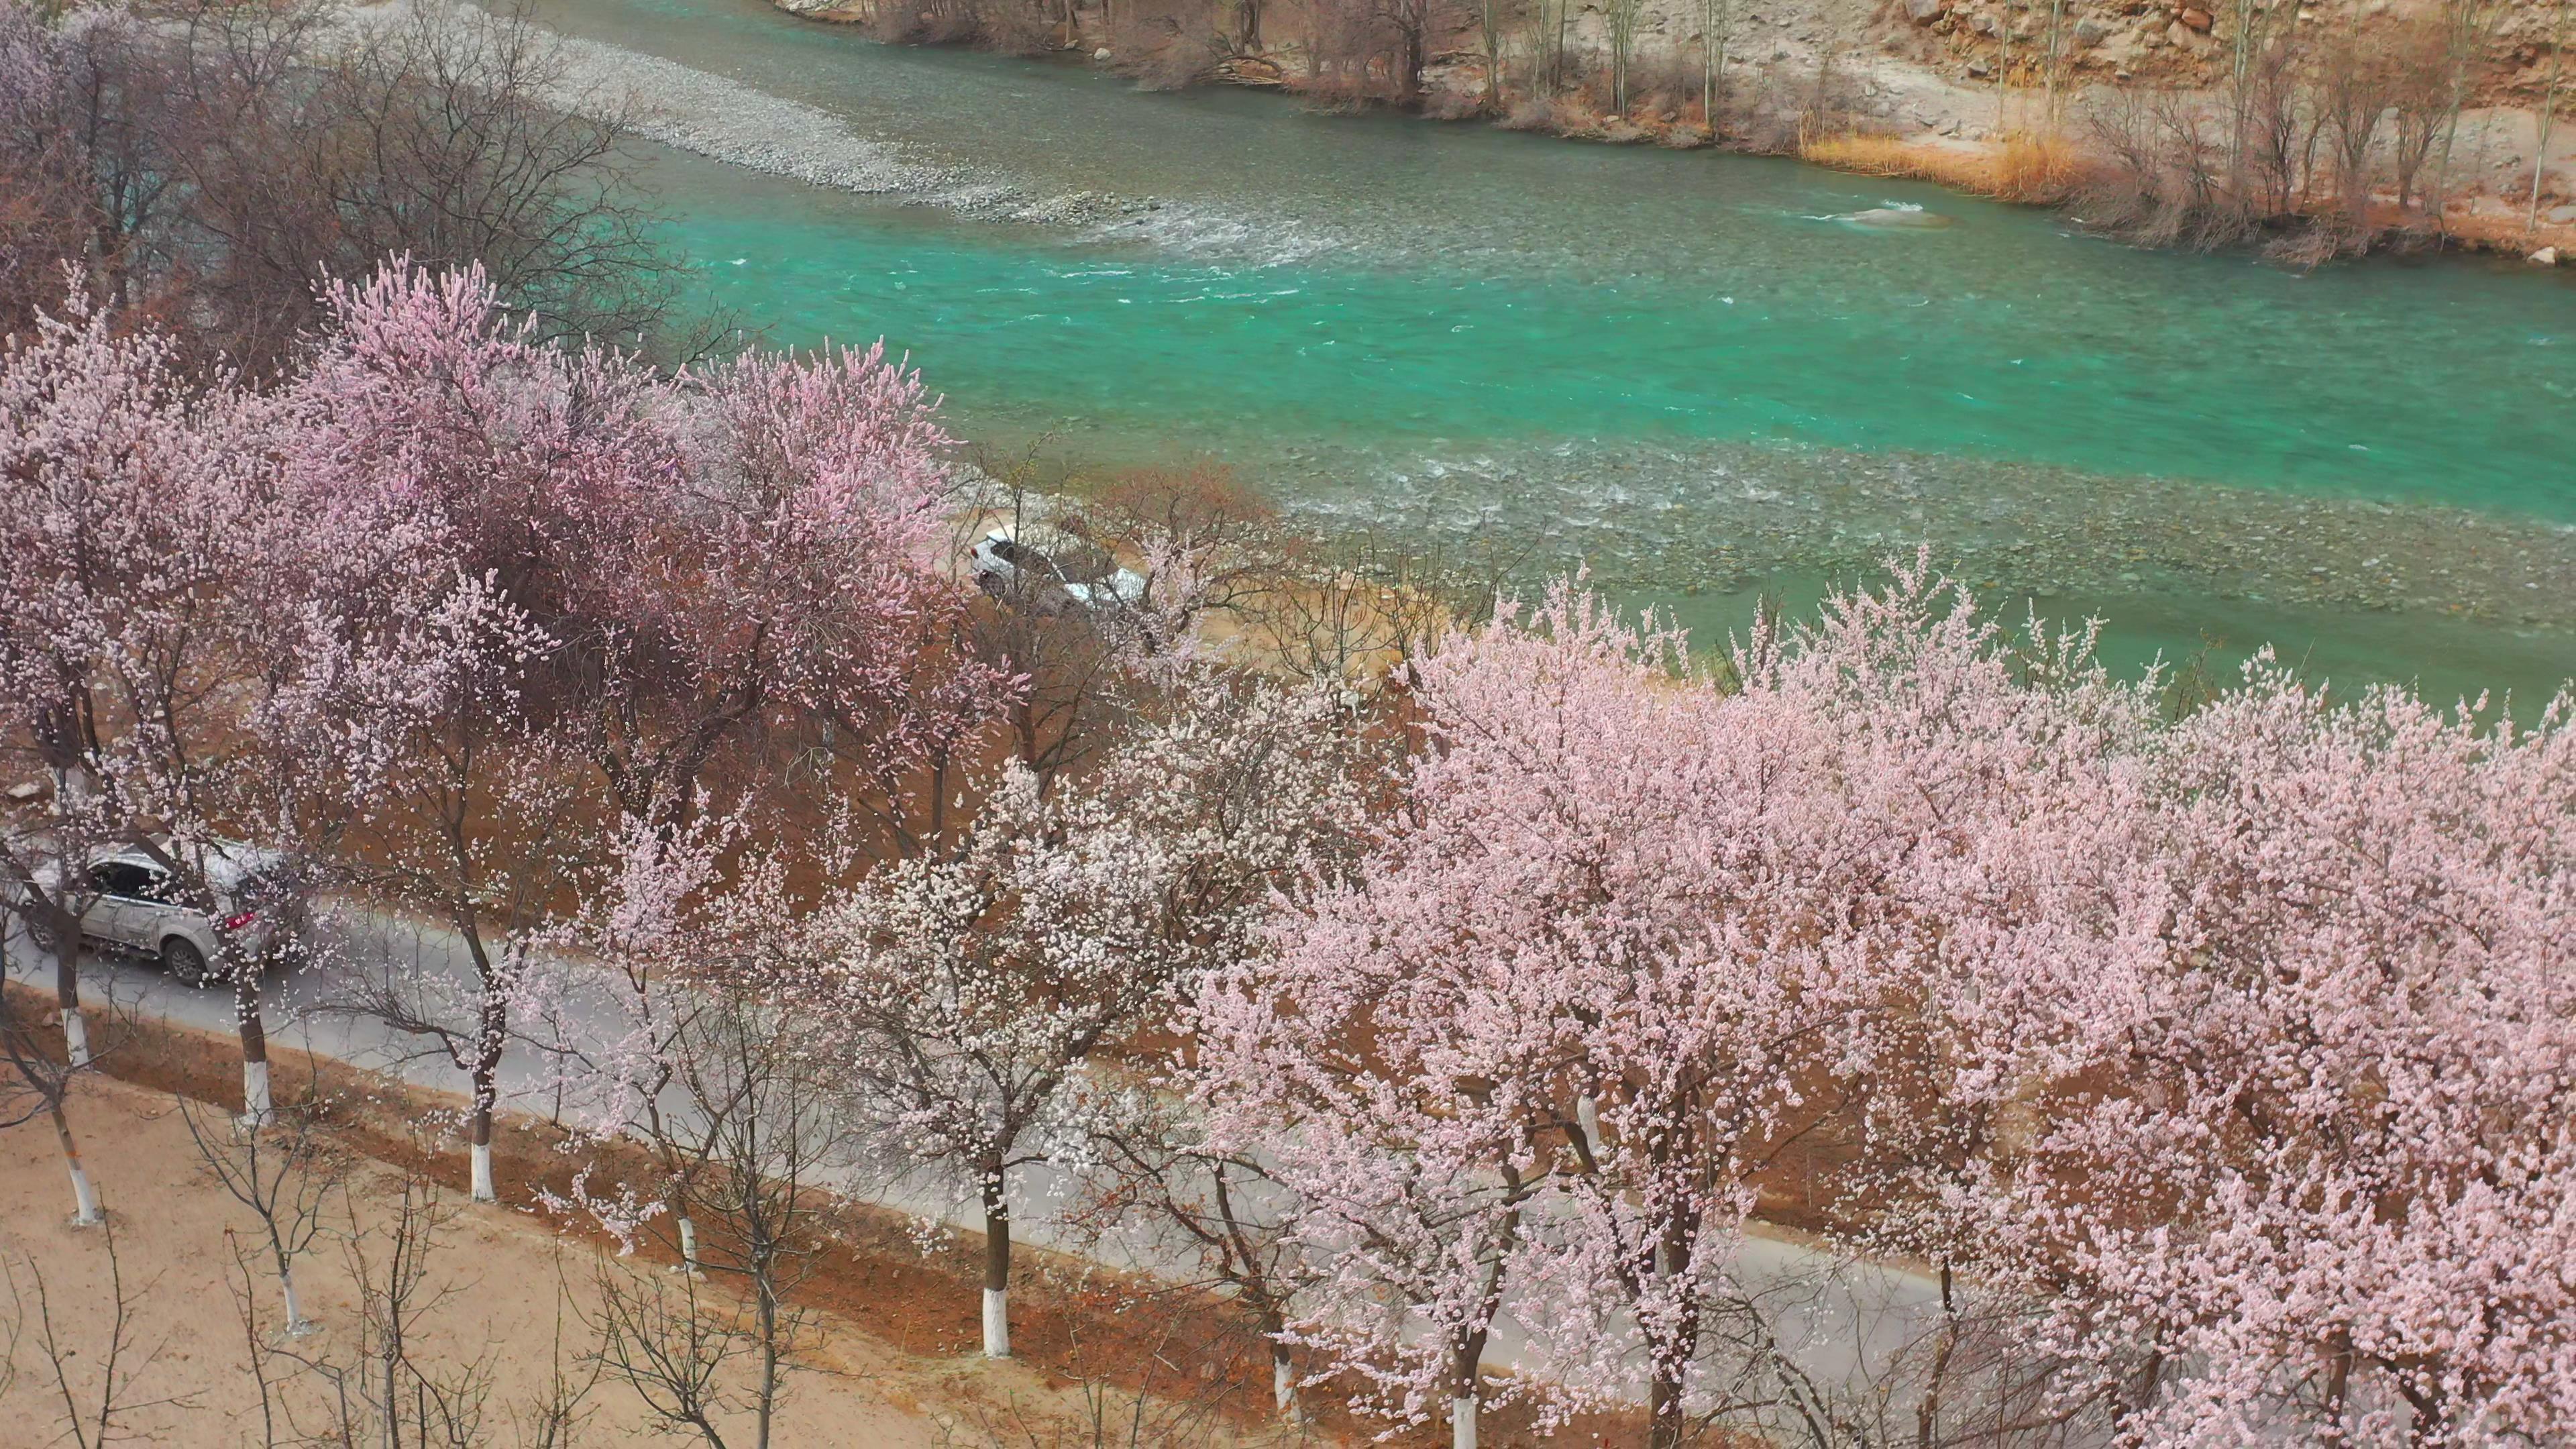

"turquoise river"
[531,0,2576,706]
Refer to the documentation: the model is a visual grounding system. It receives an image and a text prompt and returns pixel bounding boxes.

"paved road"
[4,902,1944,1417]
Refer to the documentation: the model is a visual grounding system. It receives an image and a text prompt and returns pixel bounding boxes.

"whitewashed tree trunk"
[1451,1395,1479,1449]
[236,975,273,1128]
[280,1265,318,1335]
[981,1173,1012,1357]
[66,1160,101,1226]
[677,1214,703,1277]
[470,1141,495,1202]
[62,1006,91,1069]
[1273,1346,1300,1420]
[982,1287,1010,1358]
[241,1059,273,1129]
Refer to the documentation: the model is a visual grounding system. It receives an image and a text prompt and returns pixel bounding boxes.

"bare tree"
[1524,0,1574,99]
[305,1175,506,1447]
[1699,0,1737,134]
[1073,1091,1318,1423]
[586,1260,745,1446]
[2314,30,2394,239]
[2422,0,2506,229]
[236,1175,597,1449]
[2241,25,2316,217]
[578,995,848,1449]
[0,5,123,335]
[223,1233,290,1448]
[2532,0,2571,237]
[2220,0,2289,202]
[21,0,686,372]
[1062,460,1281,629]
[1471,0,1506,110]
[176,1083,346,1337]
[1252,517,1537,694]
[954,453,1164,798]
[1605,0,1643,115]
[0,962,115,1226]
[6,1224,193,1448]
[1368,0,1445,102]
[2367,19,2436,215]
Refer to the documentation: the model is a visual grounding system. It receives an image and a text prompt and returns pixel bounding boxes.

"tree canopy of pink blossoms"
[1913,656,2576,1446]
[1198,557,2576,1449]
[263,259,994,1198]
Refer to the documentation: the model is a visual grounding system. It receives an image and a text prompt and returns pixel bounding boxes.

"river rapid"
[521,0,2576,707]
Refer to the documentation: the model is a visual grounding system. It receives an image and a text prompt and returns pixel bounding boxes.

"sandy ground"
[0,1075,1283,1449]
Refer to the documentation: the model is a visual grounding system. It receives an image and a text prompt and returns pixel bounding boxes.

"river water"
[528,0,2576,706]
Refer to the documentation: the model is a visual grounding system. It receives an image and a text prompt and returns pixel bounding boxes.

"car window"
[89,861,152,898]
[989,539,1020,564]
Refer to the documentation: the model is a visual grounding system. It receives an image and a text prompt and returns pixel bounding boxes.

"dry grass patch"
[1801,131,2089,204]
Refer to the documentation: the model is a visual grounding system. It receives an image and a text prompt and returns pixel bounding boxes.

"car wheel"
[23,916,61,957]
[161,936,209,987]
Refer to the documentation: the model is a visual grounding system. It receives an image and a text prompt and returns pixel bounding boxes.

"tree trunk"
[1646,1212,1697,1449]
[281,1263,317,1335]
[238,979,272,1127]
[1702,36,1714,129]
[1449,1332,1486,1449]
[678,1214,704,1277]
[756,1263,781,1449]
[1649,1377,1686,1448]
[2532,0,2569,237]
[54,926,89,1069]
[469,992,501,1201]
[2320,1326,2355,1443]
[2045,0,2068,131]
[52,1099,102,1226]
[981,1173,1012,1357]
[1916,1262,1957,1447]
[469,1099,496,1203]
[1267,1320,1300,1421]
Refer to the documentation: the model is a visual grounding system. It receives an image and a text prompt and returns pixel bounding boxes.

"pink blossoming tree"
[810,668,1366,1359]
[1920,659,2576,1445]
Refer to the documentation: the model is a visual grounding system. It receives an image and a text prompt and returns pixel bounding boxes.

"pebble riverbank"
[337,0,1181,230]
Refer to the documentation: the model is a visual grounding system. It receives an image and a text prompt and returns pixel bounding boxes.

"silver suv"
[969,527,1148,615]
[19,842,301,986]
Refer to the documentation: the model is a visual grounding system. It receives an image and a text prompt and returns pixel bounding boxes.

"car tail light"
[219,909,258,932]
